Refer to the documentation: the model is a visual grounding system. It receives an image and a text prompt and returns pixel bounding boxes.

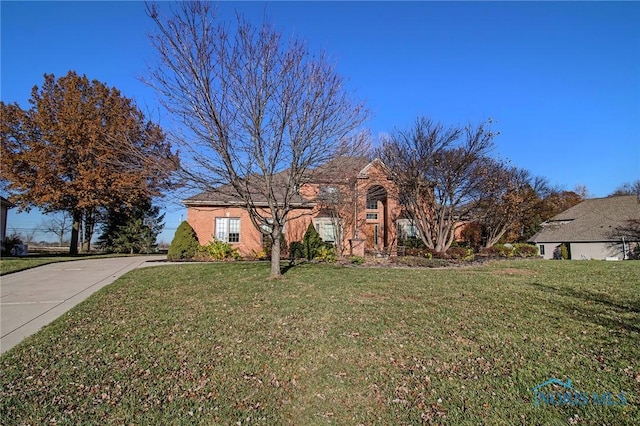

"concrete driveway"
[0,255,166,354]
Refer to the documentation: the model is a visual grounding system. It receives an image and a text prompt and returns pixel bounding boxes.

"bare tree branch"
[145,1,368,276]
[376,117,497,253]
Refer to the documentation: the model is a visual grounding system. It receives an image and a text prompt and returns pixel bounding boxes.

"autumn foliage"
[1,71,178,253]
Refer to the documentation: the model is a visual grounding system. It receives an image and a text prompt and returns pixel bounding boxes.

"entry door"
[365,224,379,250]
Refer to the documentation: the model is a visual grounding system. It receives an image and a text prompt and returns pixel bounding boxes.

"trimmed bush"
[167,221,200,260]
[513,243,538,258]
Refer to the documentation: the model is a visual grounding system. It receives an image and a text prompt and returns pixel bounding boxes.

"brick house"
[183,158,409,257]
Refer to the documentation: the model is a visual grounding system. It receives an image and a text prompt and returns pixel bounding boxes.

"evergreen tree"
[97,200,164,254]
[167,221,200,260]
[303,222,325,261]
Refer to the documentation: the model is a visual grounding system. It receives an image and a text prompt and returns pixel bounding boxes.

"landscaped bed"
[1,260,638,424]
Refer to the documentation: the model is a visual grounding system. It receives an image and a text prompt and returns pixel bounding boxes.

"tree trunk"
[69,210,81,255]
[81,209,95,252]
[270,228,282,278]
[484,229,508,249]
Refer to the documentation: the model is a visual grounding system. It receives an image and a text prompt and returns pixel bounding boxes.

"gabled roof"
[183,173,312,208]
[183,157,383,207]
[357,158,392,179]
[529,195,640,243]
[308,156,371,183]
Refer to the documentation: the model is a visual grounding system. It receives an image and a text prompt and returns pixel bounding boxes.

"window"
[313,217,339,243]
[397,219,418,239]
[366,198,378,210]
[539,245,545,256]
[215,217,240,243]
[318,186,339,204]
[366,212,378,220]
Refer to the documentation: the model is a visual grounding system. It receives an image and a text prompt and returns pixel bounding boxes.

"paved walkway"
[0,255,166,354]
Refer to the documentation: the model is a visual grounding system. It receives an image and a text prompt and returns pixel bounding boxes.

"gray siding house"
[529,195,640,260]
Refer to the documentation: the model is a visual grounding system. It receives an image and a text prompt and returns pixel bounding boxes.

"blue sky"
[2,1,639,244]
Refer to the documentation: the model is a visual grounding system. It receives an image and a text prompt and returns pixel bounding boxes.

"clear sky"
[1,1,639,244]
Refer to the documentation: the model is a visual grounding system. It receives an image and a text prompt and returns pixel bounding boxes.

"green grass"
[1,260,638,424]
[0,253,139,275]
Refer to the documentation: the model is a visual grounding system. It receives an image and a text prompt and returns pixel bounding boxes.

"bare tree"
[377,117,498,253]
[573,184,591,200]
[145,2,367,277]
[610,180,640,197]
[42,211,72,247]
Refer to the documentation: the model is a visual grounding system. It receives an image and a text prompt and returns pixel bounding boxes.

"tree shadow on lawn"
[525,282,640,335]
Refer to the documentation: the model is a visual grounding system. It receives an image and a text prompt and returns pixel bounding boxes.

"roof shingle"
[529,195,640,243]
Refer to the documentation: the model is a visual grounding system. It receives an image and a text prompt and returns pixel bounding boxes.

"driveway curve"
[0,255,166,354]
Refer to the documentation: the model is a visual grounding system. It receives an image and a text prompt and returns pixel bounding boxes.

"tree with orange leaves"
[1,71,178,254]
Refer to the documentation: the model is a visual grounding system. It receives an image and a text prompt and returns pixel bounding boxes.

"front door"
[365,223,380,251]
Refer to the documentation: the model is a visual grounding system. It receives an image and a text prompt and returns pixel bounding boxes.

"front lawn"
[1,261,638,424]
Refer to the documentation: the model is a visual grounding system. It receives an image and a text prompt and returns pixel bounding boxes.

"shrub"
[447,247,475,261]
[302,222,325,261]
[289,241,304,260]
[167,221,200,260]
[349,256,365,265]
[399,237,425,249]
[394,256,449,268]
[199,239,241,261]
[1,234,24,256]
[484,243,514,257]
[513,243,538,258]
[248,248,269,260]
[314,245,337,263]
[552,243,570,260]
[263,233,288,259]
[459,222,483,251]
[405,247,435,259]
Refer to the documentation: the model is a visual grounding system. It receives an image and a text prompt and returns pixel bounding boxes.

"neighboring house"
[529,195,640,260]
[1,196,15,242]
[183,158,403,257]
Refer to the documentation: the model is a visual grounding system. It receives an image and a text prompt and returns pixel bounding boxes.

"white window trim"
[215,217,241,243]
[397,218,418,239]
[313,217,340,243]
